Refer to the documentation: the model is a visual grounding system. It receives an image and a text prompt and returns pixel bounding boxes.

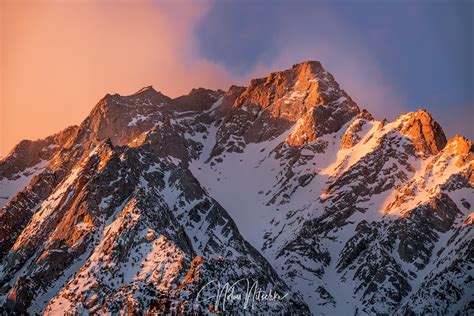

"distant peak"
[135,85,159,94]
[188,87,208,94]
[129,85,171,101]
[246,60,335,94]
[291,60,323,70]
[187,87,224,96]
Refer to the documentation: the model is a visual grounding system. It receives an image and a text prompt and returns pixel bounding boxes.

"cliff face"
[0,125,78,206]
[0,61,472,315]
[399,109,447,155]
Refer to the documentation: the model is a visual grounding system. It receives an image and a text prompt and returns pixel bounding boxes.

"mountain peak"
[240,60,354,108]
[102,85,171,104]
[291,60,323,72]
[132,85,173,101]
[246,60,326,88]
[187,87,223,96]
[135,85,158,94]
[446,134,473,156]
[399,109,447,155]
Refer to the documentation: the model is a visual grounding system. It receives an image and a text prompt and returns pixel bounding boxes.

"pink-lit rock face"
[0,61,472,315]
[398,109,447,155]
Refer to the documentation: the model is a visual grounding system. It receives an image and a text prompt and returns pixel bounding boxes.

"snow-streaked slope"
[0,61,472,315]
[0,160,48,208]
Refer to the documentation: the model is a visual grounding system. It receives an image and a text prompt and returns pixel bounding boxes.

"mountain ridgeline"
[0,61,472,315]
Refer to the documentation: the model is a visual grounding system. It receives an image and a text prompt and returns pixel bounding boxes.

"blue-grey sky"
[194,0,473,138]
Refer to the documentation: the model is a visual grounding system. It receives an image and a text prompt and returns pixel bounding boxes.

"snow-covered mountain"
[0,61,472,315]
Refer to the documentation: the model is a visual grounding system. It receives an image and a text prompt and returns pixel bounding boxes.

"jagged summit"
[256,60,324,84]
[450,134,474,153]
[245,60,340,99]
[399,108,447,155]
[187,87,224,96]
[135,85,159,94]
[101,85,171,101]
[292,59,323,68]
[0,61,472,315]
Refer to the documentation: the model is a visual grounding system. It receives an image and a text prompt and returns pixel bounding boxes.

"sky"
[1,0,472,156]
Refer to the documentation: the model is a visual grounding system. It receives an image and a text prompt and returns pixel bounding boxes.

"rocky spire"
[399,109,447,155]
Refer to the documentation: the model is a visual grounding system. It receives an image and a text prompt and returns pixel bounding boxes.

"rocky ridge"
[0,61,472,315]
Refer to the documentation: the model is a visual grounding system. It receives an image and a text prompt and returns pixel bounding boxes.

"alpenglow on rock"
[0,61,472,315]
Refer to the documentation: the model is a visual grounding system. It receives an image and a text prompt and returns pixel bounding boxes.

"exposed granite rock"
[399,109,447,155]
[0,125,77,179]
